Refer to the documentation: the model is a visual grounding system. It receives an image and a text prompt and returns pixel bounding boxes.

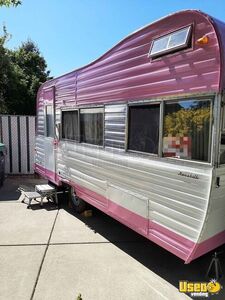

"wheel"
[69,187,86,213]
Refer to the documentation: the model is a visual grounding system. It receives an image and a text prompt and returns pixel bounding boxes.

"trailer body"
[35,10,225,263]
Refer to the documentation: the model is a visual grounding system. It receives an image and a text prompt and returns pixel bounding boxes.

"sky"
[1,0,225,78]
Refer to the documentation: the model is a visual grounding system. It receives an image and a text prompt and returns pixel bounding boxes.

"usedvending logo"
[179,279,222,298]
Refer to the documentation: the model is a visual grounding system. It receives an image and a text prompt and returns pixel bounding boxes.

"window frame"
[45,105,55,138]
[61,108,80,142]
[80,106,105,147]
[125,101,161,157]
[162,97,214,164]
[60,106,105,148]
[58,95,214,166]
[125,96,214,166]
[149,25,192,59]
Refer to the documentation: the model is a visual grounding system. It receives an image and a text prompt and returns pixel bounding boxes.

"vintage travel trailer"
[35,10,225,263]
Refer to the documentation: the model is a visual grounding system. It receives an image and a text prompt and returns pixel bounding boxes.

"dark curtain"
[128,105,160,154]
[80,112,103,145]
[62,111,79,141]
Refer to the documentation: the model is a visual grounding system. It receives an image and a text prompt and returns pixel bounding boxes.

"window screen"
[128,104,160,154]
[163,99,211,162]
[46,105,54,138]
[62,110,79,141]
[149,26,191,58]
[80,108,103,146]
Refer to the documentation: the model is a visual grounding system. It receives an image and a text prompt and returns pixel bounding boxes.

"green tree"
[0,1,49,115]
[0,0,21,6]
[0,34,51,115]
[6,40,51,115]
[164,106,210,160]
[164,107,210,136]
[0,26,12,113]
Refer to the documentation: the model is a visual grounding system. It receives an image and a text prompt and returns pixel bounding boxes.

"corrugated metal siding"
[39,10,223,109]
[55,73,76,107]
[104,104,126,148]
[35,90,45,171]
[57,143,211,245]
[199,166,225,242]
[75,11,220,105]
[213,17,225,89]
[37,90,45,136]
[0,115,35,174]
[36,110,45,136]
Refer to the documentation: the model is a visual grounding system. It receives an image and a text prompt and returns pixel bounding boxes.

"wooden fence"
[0,115,36,174]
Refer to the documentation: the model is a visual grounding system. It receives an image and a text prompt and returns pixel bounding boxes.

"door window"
[46,105,54,138]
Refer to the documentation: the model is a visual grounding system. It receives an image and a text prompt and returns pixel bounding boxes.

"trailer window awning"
[149,26,192,58]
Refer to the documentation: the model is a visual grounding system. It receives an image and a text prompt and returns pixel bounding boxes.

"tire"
[69,187,86,213]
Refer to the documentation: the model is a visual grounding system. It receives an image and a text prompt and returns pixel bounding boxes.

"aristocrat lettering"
[178,171,199,180]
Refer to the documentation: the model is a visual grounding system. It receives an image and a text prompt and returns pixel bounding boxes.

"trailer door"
[43,87,56,183]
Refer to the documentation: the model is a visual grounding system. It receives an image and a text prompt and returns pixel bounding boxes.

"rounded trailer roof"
[40,10,225,105]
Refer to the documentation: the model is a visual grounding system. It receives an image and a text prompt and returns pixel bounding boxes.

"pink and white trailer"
[35,10,225,263]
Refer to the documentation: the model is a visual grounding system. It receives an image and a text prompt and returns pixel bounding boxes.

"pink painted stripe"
[35,166,225,263]
[149,222,195,260]
[186,229,225,263]
[74,182,108,208]
[34,163,45,177]
[70,182,193,261]
[73,182,149,235]
[34,163,60,185]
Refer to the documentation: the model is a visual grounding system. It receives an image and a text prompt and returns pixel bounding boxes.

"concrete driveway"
[0,176,224,300]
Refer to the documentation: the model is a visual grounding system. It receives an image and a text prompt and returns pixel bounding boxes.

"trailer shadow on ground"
[63,203,225,300]
[0,176,47,201]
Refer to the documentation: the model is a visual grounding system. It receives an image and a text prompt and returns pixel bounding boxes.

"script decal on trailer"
[178,171,199,180]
